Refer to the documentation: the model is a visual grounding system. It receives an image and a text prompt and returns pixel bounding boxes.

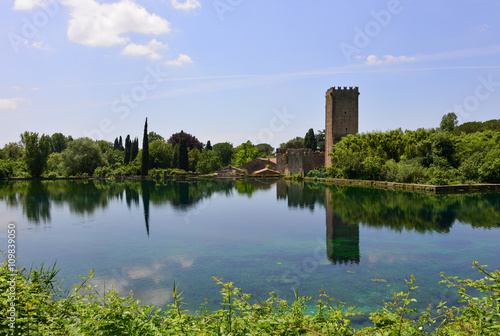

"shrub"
[93,166,112,178]
[148,168,165,179]
[1,257,499,335]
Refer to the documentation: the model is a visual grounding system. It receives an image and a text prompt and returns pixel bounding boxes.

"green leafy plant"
[1,256,499,335]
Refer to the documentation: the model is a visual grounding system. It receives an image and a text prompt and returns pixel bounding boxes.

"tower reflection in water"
[277,180,360,265]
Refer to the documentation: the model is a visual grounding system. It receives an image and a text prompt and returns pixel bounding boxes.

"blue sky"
[1,0,499,148]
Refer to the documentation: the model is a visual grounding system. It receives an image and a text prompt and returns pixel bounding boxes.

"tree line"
[2,114,499,184]
[0,118,279,179]
[322,114,500,184]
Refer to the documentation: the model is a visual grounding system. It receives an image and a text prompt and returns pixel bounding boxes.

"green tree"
[131,138,139,161]
[21,131,51,177]
[213,142,234,166]
[124,135,132,165]
[46,153,62,174]
[256,143,274,157]
[315,129,325,152]
[60,138,107,176]
[148,131,164,143]
[1,142,24,160]
[205,140,212,151]
[142,119,149,176]
[234,141,258,167]
[118,136,124,151]
[149,140,173,169]
[188,148,201,171]
[51,133,69,153]
[304,128,317,150]
[279,136,304,149]
[196,149,222,174]
[440,112,458,132]
[172,144,179,169]
[178,138,189,171]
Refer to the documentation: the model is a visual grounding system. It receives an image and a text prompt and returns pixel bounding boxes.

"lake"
[1,179,500,323]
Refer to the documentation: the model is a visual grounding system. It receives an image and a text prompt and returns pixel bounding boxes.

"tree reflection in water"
[1,178,499,263]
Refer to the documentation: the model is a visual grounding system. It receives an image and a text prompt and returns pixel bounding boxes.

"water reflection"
[2,179,500,312]
[1,179,500,237]
[0,179,276,233]
[275,179,500,264]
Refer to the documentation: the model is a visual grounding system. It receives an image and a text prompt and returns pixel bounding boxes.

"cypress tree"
[131,138,139,161]
[118,136,124,151]
[206,140,212,151]
[124,135,131,165]
[304,128,317,150]
[141,118,149,176]
[113,138,119,150]
[178,138,189,171]
[172,144,179,169]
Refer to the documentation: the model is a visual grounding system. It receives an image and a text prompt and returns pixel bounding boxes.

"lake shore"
[4,174,500,194]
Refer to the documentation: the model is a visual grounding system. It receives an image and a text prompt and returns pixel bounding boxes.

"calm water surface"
[1,179,500,321]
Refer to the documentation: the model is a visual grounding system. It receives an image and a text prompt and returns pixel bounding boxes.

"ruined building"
[276,148,324,176]
[276,86,359,175]
[325,86,359,166]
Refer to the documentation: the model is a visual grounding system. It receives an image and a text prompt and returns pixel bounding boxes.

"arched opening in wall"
[345,128,348,132]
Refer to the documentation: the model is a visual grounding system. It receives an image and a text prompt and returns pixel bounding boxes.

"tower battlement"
[326,86,359,93]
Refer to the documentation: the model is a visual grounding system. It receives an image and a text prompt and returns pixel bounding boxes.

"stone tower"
[325,86,359,166]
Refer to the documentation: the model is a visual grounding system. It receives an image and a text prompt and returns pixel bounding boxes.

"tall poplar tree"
[141,118,149,176]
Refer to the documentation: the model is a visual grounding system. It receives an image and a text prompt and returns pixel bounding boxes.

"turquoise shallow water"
[1,179,499,322]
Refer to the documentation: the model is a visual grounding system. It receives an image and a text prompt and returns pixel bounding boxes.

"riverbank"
[4,174,500,194]
[295,176,500,194]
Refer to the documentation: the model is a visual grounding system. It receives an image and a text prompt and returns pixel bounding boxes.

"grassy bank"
[1,255,499,335]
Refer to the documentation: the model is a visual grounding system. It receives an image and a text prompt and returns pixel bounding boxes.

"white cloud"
[165,53,193,66]
[0,98,30,111]
[32,41,51,50]
[13,0,45,10]
[171,0,201,12]
[366,54,416,66]
[472,24,491,33]
[122,39,168,60]
[62,0,171,47]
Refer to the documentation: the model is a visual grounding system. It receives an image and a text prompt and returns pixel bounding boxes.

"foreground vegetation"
[1,256,499,335]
